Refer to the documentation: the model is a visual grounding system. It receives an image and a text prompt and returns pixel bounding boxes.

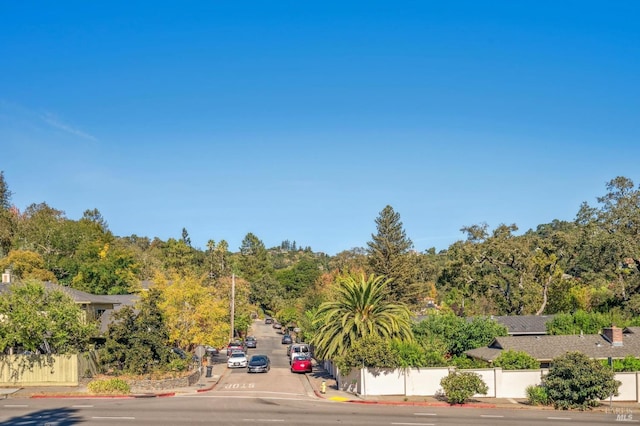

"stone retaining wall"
[128,369,201,392]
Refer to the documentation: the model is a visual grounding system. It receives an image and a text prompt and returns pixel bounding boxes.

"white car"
[227,351,248,368]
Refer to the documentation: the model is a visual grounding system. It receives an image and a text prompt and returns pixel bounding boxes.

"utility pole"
[230,273,235,342]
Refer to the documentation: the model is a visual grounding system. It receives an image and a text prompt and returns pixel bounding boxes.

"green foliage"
[412,313,507,358]
[100,288,173,375]
[72,238,139,295]
[367,205,418,306]
[546,310,617,335]
[440,371,488,404]
[449,355,488,369]
[0,279,97,354]
[87,378,131,395]
[493,350,540,370]
[543,351,621,410]
[336,335,400,375]
[601,356,640,372]
[390,340,430,368]
[526,384,550,406]
[311,273,414,360]
[274,258,322,298]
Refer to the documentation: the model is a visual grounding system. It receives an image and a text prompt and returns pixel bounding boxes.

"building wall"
[336,366,640,402]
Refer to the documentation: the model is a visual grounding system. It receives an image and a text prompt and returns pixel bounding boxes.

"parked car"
[265,317,273,324]
[281,334,293,345]
[247,355,270,373]
[272,322,282,329]
[289,343,311,363]
[227,351,248,368]
[290,354,313,373]
[227,341,246,357]
[244,336,257,348]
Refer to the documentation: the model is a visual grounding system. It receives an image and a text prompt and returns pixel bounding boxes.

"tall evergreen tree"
[367,205,417,305]
[0,171,14,256]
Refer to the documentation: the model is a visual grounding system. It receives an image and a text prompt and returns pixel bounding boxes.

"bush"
[526,384,550,406]
[493,350,540,370]
[440,371,488,404]
[543,351,620,410]
[87,378,131,395]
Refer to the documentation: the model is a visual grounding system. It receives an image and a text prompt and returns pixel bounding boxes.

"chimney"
[1,269,11,284]
[603,326,623,347]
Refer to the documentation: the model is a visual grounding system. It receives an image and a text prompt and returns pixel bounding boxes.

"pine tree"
[367,205,416,305]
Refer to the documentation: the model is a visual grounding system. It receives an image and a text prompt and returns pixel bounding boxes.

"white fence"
[322,361,640,402]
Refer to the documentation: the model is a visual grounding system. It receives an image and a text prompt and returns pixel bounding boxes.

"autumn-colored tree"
[155,272,230,350]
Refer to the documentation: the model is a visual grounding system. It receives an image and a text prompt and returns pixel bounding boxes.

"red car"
[290,354,313,373]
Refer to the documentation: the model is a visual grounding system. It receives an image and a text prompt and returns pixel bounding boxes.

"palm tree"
[311,273,413,360]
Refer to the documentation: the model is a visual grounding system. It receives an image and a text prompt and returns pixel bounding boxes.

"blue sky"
[1,1,639,255]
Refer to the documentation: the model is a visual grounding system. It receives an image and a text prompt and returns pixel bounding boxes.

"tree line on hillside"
[1,172,640,350]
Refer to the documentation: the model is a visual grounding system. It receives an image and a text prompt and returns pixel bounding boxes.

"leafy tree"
[0,279,97,354]
[543,351,620,410]
[412,313,507,358]
[156,272,230,350]
[275,257,322,298]
[311,273,413,360]
[336,335,400,374]
[0,250,56,282]
[493,349,540,370]
[237,233,276,310]
[367,205,418,306]
[440,371,488,404]
[100,288,173,374]
[390,339,431,368]
[546,310,621,335]
[72,239,140,295]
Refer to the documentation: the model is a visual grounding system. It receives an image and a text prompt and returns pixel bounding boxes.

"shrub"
[87,378,131,395]
[526,384,550,406]
[543,351,620,410]
[440,371,488,404]
[493,350,540,370]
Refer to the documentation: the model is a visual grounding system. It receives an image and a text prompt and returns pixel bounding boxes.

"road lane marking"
[4,404,28,407]
[72,404,94,408]
[481,414,504,418]
[391,423,435,426]
[92,416,135,420]
[414,412,437,416]
[243,420,284,422]
[547,417,571,420]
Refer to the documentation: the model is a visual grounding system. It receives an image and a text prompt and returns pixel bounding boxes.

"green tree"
[238,233,277,310]
[493,349,540,370]
[71,238,140,295]
[337,335,400,374]
[100,288,173,374]
[440,371,488,405]
[0,171,15,256]
[0,279,97,354]
[311,273,413,360]
[544,351,620,410]
[412,313,507,358]
[367,205,417,306]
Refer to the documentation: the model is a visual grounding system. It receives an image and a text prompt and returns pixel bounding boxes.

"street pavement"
[2,359,638,415]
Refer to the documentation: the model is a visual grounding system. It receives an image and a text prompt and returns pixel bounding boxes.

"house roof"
[0,281,118,306]
[466,331,640,363]
[490,315,554,335]
[97,294,140,334]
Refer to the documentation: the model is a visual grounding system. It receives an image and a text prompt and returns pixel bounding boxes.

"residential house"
[466,326,640,367]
